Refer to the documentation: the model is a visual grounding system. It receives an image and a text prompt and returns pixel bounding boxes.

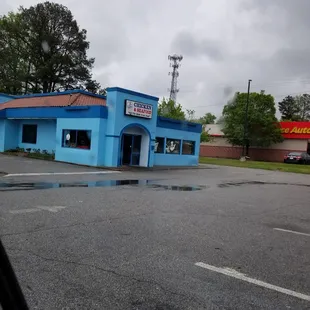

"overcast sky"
[2,0,310,118]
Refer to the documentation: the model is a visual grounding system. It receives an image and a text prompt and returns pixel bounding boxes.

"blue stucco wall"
[0,120,5,151]
[105,87,159,167]
[157,116,201,133]
[0,120,19,151]
[97,119,107,166]
[55,118,106,167]
[17,119,56,153]
[0,119,56,152]
[154,127,201,166]
[5,120,19,150]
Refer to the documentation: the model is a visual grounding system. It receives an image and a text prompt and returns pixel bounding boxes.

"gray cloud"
[0,0,11,15]
[172,31,223,61]
[223,86,233,98]
[4,0,310,118]
[269,48,310,78]
[89,32,131,67]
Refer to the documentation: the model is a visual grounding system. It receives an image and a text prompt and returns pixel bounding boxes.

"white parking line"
[4,171,120,177]
[37,206,67,213]
[273,228,310,237]
[9,206,67,214]
[195,262,310,302]
[10,208,41,214]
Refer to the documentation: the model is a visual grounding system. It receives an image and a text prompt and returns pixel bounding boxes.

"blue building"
[0,87,202,167]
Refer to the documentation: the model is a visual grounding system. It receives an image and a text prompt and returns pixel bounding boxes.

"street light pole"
[242,79,252,157]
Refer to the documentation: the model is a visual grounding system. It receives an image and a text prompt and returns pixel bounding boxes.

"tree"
[222,91,283,156]
[0,2,100,94]
[186,109,195,121]
[198,112,216,124]
[157,98,209,142]
[200,127,212,142]
[157,98,186,120]
[0,12,28,94]
[84,79,106,95]
[295,94,310,121]
[278,96,300,121]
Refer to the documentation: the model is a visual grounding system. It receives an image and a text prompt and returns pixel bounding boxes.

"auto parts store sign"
[280,122,310,139]
[125,100,152,119]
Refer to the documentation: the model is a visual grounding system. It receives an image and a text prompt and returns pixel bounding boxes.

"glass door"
[121,134,133,165]
[131,135,141,166]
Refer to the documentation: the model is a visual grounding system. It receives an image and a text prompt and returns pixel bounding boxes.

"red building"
[200,122,310,162]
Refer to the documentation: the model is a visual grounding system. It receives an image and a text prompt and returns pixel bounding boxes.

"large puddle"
[0,180,207,192]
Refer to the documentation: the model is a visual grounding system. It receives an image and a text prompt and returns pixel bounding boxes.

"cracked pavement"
[0,155,310,309]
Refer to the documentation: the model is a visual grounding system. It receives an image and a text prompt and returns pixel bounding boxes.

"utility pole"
[242,79,252,157]
[168,54,183,102]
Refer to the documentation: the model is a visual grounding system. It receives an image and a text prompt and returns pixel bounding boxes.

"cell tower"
[168,54,183,102]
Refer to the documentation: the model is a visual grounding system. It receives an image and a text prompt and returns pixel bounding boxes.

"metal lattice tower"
[168,54,183,102]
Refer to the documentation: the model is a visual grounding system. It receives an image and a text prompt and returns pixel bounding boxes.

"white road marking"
[36,206,66,213]
[10,208,41,214]
[195,262,310,302]
[9,206,67,214]
[273,228,310,237]
[4,171,120,177]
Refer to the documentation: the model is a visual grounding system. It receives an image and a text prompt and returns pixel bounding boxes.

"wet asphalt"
[0,155,310,310]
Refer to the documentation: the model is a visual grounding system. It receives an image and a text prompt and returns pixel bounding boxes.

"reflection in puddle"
[0,180,206,192]
[149,184,206,191]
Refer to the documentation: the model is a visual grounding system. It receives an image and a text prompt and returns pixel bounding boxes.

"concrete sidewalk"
[0,154,212,175]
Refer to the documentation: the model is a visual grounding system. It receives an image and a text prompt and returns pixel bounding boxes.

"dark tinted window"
[155,137,164,153]
[62,130,91,149]
[22,124,37,144]
[182,141,195,155]
[288,152,302,156]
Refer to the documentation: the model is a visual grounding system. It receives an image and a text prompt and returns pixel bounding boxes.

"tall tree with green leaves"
[157,98,186,120]
[198,112,216,124]
[84,80,106,95]
[0,12,27,94]
[0,2,100,94]
[222,91,283,155]
[295,94,310,121]
[278,95,300,121]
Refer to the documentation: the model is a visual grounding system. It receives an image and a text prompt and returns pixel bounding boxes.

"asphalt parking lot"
[1,155,310,310]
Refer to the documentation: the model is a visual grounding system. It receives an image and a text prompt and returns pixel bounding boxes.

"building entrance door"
[121,134,142,166]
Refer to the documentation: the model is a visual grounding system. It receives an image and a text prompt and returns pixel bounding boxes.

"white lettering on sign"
[125,100,153,119]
